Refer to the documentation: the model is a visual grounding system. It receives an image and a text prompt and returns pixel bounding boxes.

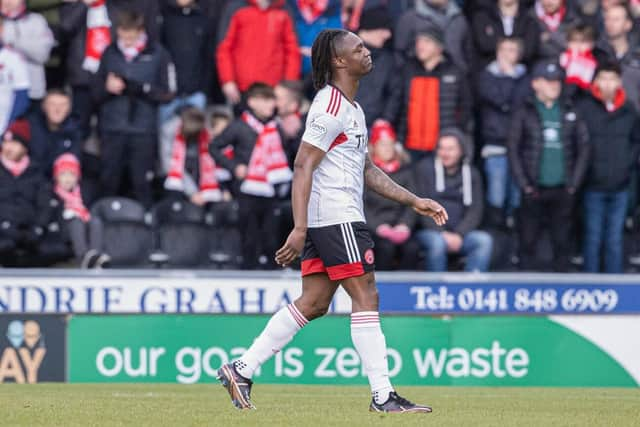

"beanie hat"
[2,119,31,147]
[370,121,396,145]
[359,6,392,31]
[416,22,444,46]
[53,153,81,179]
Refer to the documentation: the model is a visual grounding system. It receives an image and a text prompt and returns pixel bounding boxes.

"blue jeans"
[484,155,521,212]
[158,92,207,125]
[583,189,629,273]
[416,230,493,272]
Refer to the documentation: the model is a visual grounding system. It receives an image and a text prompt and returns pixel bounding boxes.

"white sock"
[350,311,394,404]
[234,303,308,379]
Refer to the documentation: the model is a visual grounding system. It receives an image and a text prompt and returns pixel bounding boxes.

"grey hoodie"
[394,0,471,73]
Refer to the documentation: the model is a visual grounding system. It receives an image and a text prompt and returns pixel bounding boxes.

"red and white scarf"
[240,112,292,197]
[373,156,400,174]
[591,85,627,113]
[297,0,329,24]
[535,1,565,32]
[165,124,222,202]
[82,0,112,73]
[55,185,91,223]
[118,32,147,62]
[560,48,597,89]
[1,155,29,177]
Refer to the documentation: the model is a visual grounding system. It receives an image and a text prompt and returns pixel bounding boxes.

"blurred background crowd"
[1,0,640,273]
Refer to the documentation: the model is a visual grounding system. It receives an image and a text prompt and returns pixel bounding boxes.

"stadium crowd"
[1,0,640,273]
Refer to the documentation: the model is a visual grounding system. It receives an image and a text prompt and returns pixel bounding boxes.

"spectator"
[59,0,161,138]
[91,10,175,208]
[478,37,530,225]
[364,121,418,270]
[289,0,342,76]
[560,23,597,97]
[394,0,472,73]
[383,25,472,161]
[414,128,492,272]
[355,5,396,125]
[0,119,50,261]
[209,83,295,268]
[217,0,301,105]
[28,89,82,176]
[1,0,54,102]
[577,63,640,273]
[52,153,109,268]
[159,0,211,124]
[162,107,230,205]
[531,0,582,60]
[471,0,540,68]
[594,3,640,112]
[0,15,30,134]
[508,60,590,271]
[275,79,305,148]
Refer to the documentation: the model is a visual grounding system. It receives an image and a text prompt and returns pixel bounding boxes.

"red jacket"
[217,0,301,91]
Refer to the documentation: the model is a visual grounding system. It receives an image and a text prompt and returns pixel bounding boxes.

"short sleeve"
[302,112,344,152]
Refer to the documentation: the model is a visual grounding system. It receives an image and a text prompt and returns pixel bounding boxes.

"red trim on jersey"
[301,257,326,276]
[326,88,337,113]
[331,91,342,115]
[329,132,348,151]
[326,261,365,280]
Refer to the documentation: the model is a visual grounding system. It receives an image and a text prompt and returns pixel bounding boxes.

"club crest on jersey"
[364,249,375,265]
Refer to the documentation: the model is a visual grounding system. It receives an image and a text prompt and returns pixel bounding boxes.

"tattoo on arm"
[364,156,417,206]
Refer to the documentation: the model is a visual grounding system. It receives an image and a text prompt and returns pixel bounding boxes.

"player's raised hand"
[412,198,448,226]
[275,228,307,267]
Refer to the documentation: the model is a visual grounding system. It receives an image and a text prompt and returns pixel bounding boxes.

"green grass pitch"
[0,384,638,427]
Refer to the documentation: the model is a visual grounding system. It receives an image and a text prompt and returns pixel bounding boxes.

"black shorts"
[301,221,375,280]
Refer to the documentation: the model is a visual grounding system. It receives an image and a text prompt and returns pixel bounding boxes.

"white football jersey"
[0,47,29,133]
[302,85,369,228]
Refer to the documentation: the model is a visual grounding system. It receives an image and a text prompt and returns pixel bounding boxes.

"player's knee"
[296,299,330,321]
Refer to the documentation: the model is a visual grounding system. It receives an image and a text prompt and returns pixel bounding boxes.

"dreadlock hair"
[311,29,349,90]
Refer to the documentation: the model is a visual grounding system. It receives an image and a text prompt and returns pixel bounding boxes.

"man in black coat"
[577,63,640,273]
[508,60,590,271]
[91,10,175,207]
[0,119,51,262]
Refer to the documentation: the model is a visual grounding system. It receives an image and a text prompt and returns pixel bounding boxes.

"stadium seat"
[152,199,210,267]
[90,197,153,267]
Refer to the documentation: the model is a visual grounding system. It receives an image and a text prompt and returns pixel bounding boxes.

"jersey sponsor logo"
[309,120,327,137]
[364,249,375,265]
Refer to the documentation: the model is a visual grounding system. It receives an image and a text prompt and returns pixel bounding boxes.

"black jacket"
[477,63,530,147]
[414,157,484,236]
[356,44,396,126]
[59,0,161,88]
[364,165,416,231]
[507,96,591,191]
[91,42,175,134]
[576,94,640,192]
[530,5,582,60]
[471,5,539,68]
[160,0,212,96]
[28,110,82,176]
[0,160,51,227]
[383,57,472,146]
[594,35,640,113]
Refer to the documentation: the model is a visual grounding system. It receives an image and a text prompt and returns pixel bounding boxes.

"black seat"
[90,197,153,267]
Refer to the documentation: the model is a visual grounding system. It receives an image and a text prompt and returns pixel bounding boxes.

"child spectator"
[560,24,597,95]
[52,153,109,268]
[0,119,50,261]
[477,37,530,225]
[162,107,231,206]
[217,0,300,104]
[209,83,295,268]
[0,15,30,134]
[28,89,82,176]
[1,0,54,101]
[414,128,493,272]
[364,121,418,270]
[275,79,305,147]
[91,10,176,208]
[577,63,640,273]
[159,0,211,123]
[383,24,471,161]
[508,60,590,272]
